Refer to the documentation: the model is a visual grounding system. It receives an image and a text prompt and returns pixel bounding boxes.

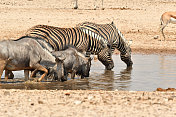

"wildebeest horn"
[52,52,66,61]
[57,54,66,61]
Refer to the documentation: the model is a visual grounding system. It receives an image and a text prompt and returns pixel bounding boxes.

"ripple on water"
[1,54,176,91]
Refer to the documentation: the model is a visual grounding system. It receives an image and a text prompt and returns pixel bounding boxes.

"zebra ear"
[111,21,114,25]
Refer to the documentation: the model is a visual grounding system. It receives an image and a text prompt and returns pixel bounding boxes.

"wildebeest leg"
[81,75,84,79]
[8,70,14,79]
[5,70,8,80]
[24,70,29,81]
[30,69,37,78]
[5,70,12,80]
[60,70,67,81]
[71,70,76,79]
[0,60,6,81]
[5,70,14,80]
[31,63,48,82]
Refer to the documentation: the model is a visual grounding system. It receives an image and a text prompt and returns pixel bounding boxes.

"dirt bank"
[0,0,176,116]
[0,0,176,54]
[0,89,176,117]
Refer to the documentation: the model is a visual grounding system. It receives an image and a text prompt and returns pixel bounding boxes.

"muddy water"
[0,54,176,91]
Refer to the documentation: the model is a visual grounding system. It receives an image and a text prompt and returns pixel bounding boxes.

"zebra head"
[97,46,114,70]
[120,41,133,67]
[112,22,133,67]
[80,26,114,70]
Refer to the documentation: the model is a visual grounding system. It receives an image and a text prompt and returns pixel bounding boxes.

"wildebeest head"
[77,56,92,78]
[52,54,66,81]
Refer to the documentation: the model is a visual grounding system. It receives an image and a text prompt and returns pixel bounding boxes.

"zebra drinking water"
[77,21,133,67]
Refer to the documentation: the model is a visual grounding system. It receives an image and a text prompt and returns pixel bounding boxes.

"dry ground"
[0,0,176,54]
[0,89,176,117]
[0,0,176,116]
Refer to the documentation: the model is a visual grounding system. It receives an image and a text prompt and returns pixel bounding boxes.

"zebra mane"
[110,22,128,43]
[112,23,129,47]
[117,29,127,43]
[80,27,109,47]
[78,21,129,46]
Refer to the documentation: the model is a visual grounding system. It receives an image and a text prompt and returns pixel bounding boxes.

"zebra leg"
[99,58,114,70]
[97,54,114,70]
[97,47,114,70]
[120,54,133,68]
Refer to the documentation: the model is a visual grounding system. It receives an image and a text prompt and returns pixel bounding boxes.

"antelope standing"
[160,12,176,40]
[73,0,78,9]
[73,0,104,10]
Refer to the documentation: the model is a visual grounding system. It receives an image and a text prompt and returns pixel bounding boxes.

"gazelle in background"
[73,0,78,9]
[160,12,176,40]
[73,0,104,10]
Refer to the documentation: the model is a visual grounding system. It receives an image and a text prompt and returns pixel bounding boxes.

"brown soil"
[0,0,176,116]
[0,89,176,117]
[0,0,176,55]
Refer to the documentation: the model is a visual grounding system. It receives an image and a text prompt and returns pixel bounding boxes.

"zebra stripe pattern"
[77,22,133,67]
[24,25,114,70]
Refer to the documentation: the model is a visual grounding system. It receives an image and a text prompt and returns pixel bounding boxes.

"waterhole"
[0,54,176,91]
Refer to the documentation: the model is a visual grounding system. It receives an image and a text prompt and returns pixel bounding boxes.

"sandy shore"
[0,89,175,117]
[0,0,176,116]
[0,0,176,54]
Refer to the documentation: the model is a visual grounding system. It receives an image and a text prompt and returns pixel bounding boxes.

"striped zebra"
[77,22,133,67]
[23,25,114,70]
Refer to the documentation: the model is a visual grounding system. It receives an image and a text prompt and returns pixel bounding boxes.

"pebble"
[74,100,82,105]
[154,35,159,39]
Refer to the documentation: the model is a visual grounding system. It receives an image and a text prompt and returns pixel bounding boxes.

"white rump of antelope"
[160,12,176,40]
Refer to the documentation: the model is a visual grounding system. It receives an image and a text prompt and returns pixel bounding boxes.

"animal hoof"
[37,79,41,82]
[32,78,39,82]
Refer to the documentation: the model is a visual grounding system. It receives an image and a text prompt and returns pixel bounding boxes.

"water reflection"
[87,66,133,91]
[118,67,132,81]
[159,55,176,76]
[1,54,176,91]
[113,67,132,90]
[88,70,115,90]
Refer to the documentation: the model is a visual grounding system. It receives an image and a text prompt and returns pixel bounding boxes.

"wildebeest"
[51,46,91,81]
[0,38,65,82]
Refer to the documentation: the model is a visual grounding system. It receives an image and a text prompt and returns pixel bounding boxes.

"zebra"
[23,24,114,70]
[76,21,133,67]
